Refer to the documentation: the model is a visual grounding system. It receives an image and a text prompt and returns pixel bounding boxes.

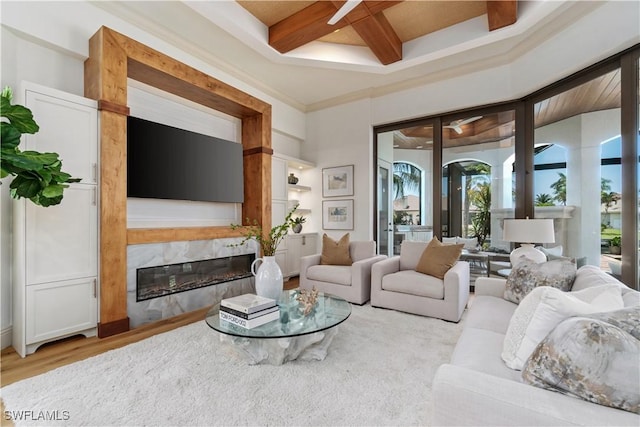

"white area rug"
[1,305,463,426]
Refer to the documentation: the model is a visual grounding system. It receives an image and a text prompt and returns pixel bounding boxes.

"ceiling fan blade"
[455,116,483,126]
[328,0,362,25]
[443,124,464,134]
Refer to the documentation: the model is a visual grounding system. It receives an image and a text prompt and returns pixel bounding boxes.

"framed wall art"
[322,165,353,197]
[322,199,354,230]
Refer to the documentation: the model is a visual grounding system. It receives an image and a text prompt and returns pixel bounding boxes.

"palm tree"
[550,172,566,205]
[393,162,420,199]
[468,181,491,246]
[465,162,491,243]
[535,193,554,206]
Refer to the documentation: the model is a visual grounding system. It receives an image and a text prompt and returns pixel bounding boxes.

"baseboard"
[98,317,130,338]
[1,326,12,350]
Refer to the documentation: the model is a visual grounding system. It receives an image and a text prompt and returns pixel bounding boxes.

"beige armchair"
[300,241,387,304]
[371,240,469,322]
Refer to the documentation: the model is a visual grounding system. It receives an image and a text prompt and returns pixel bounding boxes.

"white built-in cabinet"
[271,154,317,278]
[286,233,318,276]
[13,82,98,357]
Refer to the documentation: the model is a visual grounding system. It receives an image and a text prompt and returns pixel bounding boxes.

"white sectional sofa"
[431,266,640,426]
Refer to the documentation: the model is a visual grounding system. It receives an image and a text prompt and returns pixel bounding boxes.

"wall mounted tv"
[127,116,244,203]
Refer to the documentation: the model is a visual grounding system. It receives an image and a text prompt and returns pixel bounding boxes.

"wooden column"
[84,28,130,337]
[84,26,273,337]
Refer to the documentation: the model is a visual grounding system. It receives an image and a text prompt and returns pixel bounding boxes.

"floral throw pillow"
[522,307,640,414]
[503,258,576,304]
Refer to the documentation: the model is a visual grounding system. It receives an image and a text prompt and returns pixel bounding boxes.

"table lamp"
[502,218,555,266]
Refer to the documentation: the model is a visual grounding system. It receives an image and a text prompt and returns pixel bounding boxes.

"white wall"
[304,98,374,241]
[0,1,306,348]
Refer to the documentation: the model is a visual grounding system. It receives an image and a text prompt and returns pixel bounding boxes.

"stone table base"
[220,327,339,365]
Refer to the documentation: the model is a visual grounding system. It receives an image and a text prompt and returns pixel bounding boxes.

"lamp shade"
[503,219,555,244]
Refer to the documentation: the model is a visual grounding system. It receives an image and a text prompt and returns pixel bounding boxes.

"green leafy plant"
[1,86,79,206]
[292,216,306,225]
[230,205,299,256]
[609,236,621,247]
[535,193,554,206]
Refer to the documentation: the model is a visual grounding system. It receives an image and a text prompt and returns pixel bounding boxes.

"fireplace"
[136,253,255,302]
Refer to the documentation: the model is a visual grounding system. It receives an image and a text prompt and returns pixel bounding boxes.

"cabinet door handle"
[92,187,97,206]
[302,236,306,245]
[93,279,97,298]
[92,163,98,183]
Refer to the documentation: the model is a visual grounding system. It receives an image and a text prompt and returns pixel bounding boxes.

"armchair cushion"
[382,270,444,299]
[416,237,464,279]
[320,233,352,265]
[306,265,351,286]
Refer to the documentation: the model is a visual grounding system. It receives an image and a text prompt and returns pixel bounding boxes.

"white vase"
[251,256,283,301]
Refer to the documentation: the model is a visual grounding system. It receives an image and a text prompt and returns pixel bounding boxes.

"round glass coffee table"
[205,289,351,365]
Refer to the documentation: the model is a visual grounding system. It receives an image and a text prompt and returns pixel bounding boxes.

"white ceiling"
[93,1,600,112]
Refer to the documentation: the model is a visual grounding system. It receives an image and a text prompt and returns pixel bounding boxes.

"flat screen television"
[127,116,244,203]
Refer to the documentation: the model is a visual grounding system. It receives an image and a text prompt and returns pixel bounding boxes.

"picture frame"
[322,199,354,230]
[322,165,354,197]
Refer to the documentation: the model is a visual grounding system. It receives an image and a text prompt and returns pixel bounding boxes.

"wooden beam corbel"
[487,0,517,31]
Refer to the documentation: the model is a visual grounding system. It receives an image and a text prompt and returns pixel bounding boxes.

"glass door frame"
[373,118,441,247]
[373,45,639,287]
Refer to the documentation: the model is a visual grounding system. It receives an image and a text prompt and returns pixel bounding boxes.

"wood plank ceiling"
[238,1,517,65]
[394,68,624,150]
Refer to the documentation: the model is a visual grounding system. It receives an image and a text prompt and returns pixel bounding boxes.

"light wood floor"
[1,277,300,388]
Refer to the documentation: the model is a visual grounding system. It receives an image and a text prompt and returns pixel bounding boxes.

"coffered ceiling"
[238,1,516,65]
[92,1,600,109]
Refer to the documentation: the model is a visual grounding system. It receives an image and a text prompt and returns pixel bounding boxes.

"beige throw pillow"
[415,237,463,279]
[321,233,352,265]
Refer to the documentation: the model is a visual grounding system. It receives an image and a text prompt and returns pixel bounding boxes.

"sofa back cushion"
[571,265,640,308]
[399,240,429,271]
[457,237,478,250]
[572,265,623,290]
[537,245,563,257]
[349,240,376,263]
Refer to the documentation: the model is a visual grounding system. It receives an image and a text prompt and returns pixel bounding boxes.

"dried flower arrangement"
[296,286,319,316]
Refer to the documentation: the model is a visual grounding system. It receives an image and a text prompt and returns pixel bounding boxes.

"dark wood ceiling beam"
[486,0,517,31]
[269,0,402,60]
[348,3,402,65]
[269,2,347,53]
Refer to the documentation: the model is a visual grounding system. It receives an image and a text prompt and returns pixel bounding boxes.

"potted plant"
[609,235,621,255]
[0,87,79,206]
[291,215,306,234]
[230,205,299,300]
[230,205,299,257]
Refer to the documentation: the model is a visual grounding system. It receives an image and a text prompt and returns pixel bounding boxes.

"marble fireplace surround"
[127,238,258,328]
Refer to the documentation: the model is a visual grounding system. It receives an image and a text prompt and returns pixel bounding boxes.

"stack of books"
[219,293,279,329]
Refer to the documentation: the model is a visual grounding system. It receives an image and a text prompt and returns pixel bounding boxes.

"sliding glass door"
[374,46,639,287]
